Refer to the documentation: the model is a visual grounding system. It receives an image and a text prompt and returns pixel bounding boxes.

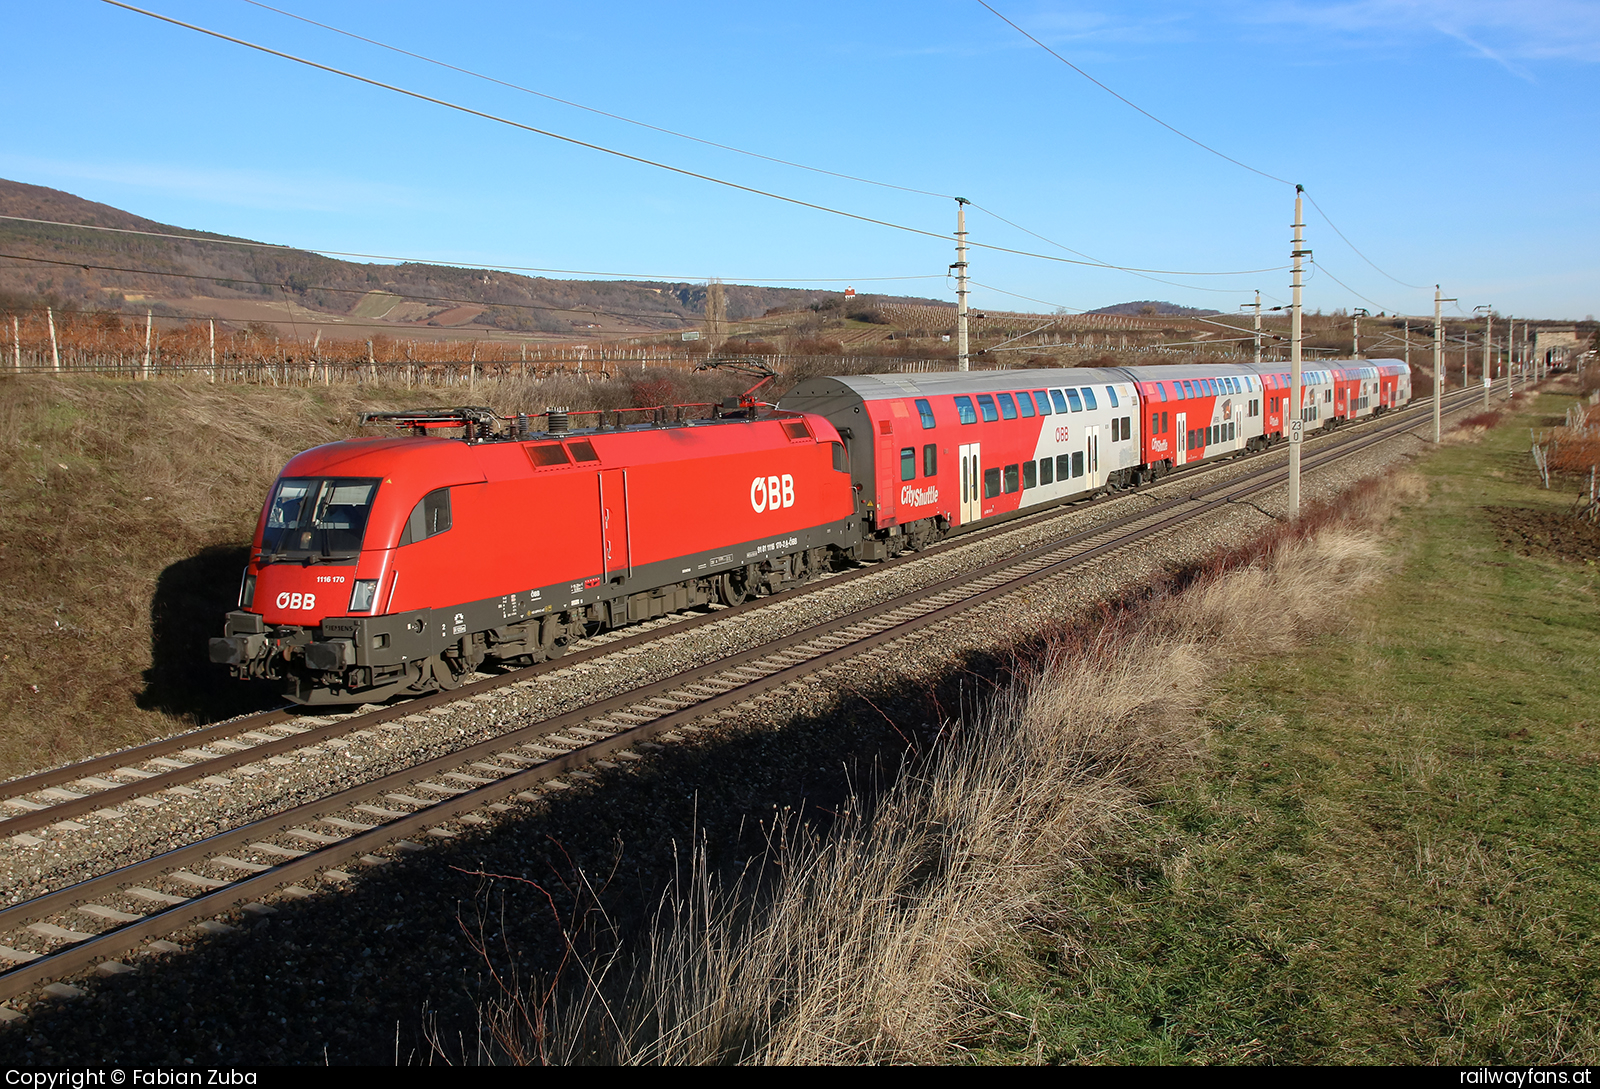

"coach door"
[1084,426,1102,488]
[958,442,981,524]
[1174,412,1187,466]
[598,469,632,580]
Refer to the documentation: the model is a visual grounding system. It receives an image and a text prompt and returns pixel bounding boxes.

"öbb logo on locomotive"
[750,473,795,513]
[209,360,1410,705]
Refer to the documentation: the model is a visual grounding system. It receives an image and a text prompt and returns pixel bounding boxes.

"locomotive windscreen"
[260,477,381,561]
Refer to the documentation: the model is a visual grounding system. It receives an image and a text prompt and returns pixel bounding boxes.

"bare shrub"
[465,470,1423,1065]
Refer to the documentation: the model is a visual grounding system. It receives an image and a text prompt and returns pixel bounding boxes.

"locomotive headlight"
[239,573,256,608]
[348,578,380,613]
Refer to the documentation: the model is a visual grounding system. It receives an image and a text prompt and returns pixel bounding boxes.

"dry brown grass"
[467,471,1423,1065]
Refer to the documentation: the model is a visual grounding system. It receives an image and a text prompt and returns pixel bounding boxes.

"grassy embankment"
[0,368,763,780]
[970,384,1600,1064]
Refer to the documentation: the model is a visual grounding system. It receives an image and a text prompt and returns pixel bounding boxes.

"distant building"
[1533,327,1579,366]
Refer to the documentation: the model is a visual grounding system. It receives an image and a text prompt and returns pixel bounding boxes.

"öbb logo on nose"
[275,591,317,611]
[750,474,795,513]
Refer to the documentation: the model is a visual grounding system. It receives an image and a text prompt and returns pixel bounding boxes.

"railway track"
[0,389,1480,1003]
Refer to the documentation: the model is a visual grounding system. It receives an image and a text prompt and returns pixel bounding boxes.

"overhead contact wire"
[99,2,1289,279]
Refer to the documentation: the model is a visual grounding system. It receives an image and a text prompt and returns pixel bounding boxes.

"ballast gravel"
[0,412,1434,1064]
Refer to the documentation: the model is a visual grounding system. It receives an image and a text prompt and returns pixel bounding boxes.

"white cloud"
[1251,0,1600,64]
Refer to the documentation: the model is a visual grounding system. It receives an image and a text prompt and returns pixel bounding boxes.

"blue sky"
[3,0,1597,320]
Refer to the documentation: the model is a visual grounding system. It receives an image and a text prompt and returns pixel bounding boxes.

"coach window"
[983,467,1001,498]
[955,396,978,425]
[1151,412,1159,436]
[1156,382,1168,402]
[1056,454,1071,480]
[1064,389,1083,412]
[1022,461,1037,489]
[1081,387,1099,411]
[1161,411,1169,433]
[1072,451,1084,478]
[1016,392,1036,417]
[1003,464,1020,493]
[923,444,937,476]
[901,447,916,481]
[977,395,999,423]
[1038,458,1053,485]
[1104,385,1119,408]
[1033,390,1053,415]
[399,487,452,545]
[997,393,1018,420]
[915,398,936,429]
[1183,381,1196,398]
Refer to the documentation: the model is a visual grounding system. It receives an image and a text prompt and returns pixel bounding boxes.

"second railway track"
[0,389,1479,1002]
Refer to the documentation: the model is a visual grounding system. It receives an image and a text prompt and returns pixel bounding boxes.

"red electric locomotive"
[211,404,857,704]
[214,359,1409,705]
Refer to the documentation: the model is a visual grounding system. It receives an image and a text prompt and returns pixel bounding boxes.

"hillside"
[0,179,947,340]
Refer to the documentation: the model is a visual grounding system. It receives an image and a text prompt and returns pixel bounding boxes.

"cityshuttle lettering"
[900,483,939,506]
[750,474,795,513]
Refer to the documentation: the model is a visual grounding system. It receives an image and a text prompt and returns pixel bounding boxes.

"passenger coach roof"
[791,368,1128,400]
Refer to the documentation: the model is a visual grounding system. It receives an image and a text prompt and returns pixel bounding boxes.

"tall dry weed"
[466,470,1426,1065]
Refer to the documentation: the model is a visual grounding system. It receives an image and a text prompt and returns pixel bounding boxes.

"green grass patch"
[973,390,1600,1064]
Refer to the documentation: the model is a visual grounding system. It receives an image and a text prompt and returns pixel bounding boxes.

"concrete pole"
[208,319,216,383]
[11,315,18,373]
[1432,288,1453,443]
[1253,290,1262,367]
[1353,312,1360,358]
[1482,310,1492,409]
[142,310,153,380]
[47,307,59,373]
[955,197,970,372]
[1289,187,1307,518]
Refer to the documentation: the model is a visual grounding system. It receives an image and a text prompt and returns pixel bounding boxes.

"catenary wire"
[100,1,1292,280]
[0,213,943,286]
[977,0,1294,187]
[0,251,899,330]
[236,0,955,202]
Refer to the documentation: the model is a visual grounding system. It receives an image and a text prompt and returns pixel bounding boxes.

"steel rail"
[0,389,1472,834]
[0,388,1476,1000]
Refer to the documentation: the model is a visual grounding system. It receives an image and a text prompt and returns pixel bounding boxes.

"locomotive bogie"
[216,359,1412,705]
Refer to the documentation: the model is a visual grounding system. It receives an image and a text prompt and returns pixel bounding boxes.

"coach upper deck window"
[1155,383,1168,402]
[1050,389,1069,414]
[977,395,999,423]
[997,394,1018,420]
[1016,392,1036,417]
[915,398,936,429]
[955,396,978,425]
[1104,386,1119,408]
[1032,390,1052,415]
[1080,387,1099,411]
[1064,389,1083,413]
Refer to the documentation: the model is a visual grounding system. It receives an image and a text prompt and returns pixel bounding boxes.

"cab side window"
[399,487,452,545]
